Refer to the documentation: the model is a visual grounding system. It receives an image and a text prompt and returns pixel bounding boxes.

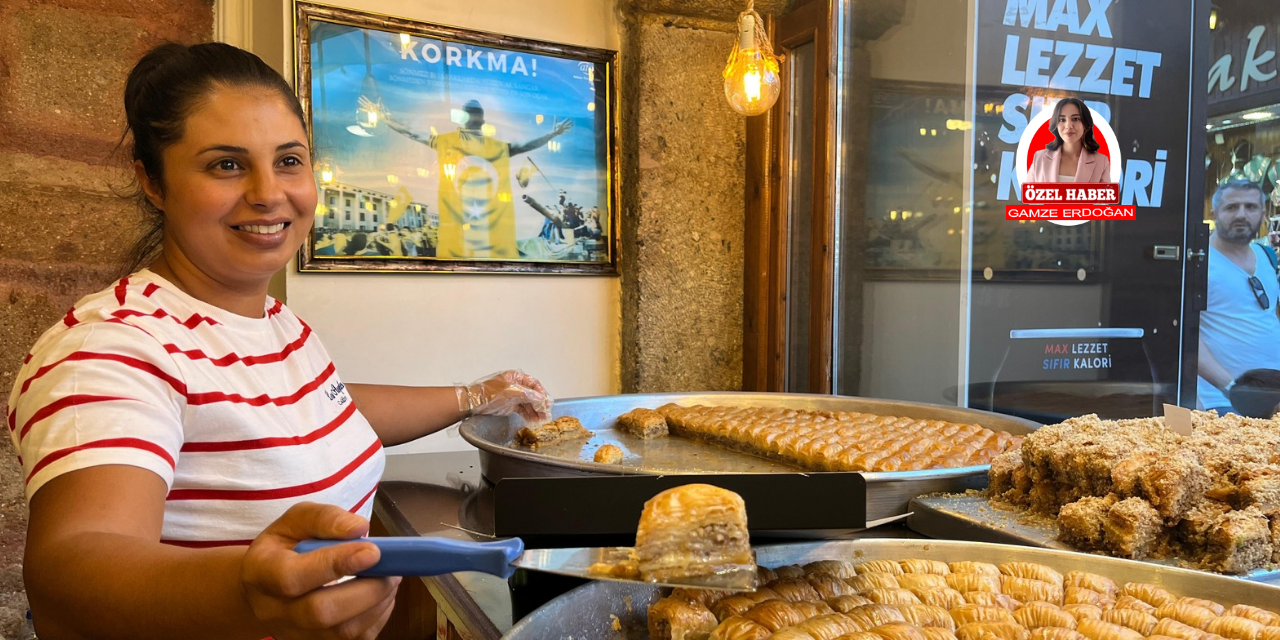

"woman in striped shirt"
[9,43,550,639]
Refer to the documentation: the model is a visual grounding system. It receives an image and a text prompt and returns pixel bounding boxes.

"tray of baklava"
[909,411,1280,582]
[459,393,1038,520]
[501,538,1280,640]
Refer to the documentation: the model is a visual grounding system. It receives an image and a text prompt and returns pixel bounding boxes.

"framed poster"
[295,3,619,274]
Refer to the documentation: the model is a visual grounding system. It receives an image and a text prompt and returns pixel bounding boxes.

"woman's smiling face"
[1057,102,1085,144]
[139,85,316,289]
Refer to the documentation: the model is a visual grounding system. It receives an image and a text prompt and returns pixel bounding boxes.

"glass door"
[749,0,1210,421]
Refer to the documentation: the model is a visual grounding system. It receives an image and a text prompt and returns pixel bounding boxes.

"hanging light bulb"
[723,2,781,116]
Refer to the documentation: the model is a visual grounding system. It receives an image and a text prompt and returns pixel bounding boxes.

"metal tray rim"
[460,392,1038,482]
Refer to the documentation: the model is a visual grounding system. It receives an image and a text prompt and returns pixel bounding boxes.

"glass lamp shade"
[724,12,781,117]
[724,48,781,116]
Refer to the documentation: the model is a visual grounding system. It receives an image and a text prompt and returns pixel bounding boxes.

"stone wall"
[0,0,213,632]
[619,0,791,393]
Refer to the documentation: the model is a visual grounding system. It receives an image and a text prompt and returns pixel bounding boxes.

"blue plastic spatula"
[294,537,758,591]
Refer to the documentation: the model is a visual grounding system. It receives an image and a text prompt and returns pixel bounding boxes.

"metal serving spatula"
[295,513,911,590]
[294,537,760,591]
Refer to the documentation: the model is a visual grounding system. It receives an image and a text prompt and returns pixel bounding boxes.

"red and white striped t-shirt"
[8,270,385,547]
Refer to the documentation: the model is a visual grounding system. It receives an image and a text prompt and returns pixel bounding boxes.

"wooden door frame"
[743,0,832,393]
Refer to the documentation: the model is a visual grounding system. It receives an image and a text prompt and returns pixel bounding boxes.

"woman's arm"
[348,371,551,447]
[26,466,397,640]
[345,384,466,447]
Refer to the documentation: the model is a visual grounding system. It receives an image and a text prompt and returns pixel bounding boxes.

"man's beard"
[1220,218,1262,243]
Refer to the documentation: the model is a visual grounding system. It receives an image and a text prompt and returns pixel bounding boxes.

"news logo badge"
[1009,103,1133,226]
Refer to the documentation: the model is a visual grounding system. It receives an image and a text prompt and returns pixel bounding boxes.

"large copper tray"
[459,392,1038,520]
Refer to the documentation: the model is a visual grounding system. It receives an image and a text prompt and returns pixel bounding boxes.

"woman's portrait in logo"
[1017,96,1122,187]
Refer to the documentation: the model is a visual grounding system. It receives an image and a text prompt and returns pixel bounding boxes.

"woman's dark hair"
[117,42,308,278]
[1045,97,1100,154]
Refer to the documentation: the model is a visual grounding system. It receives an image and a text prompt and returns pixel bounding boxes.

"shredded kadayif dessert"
[989,411,1280,573]
[647,556,1280,640]
[653,404,1021,473]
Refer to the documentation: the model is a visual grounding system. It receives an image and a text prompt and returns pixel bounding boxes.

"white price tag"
[1163,403,1194,436]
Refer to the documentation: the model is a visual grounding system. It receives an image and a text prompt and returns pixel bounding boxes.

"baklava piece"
[649,597,719,640]
[899,604,956,630]
[1206,616,1266,640]
[514,416,591,448]
[593,443,624,464]
[921,629,962,640]
[1227,605,1280,627]
[1238,465,1280,516]
[1057,495,1118,551]
[1121,582,1176,607]
[796,613,864,640]
[805,573,857,599]
[709,616,772,640]
[843,603,906,628]
[1154,601,1218,630]
[1100,609,1157,635]
[873,622,931,640]
[914,588,967,610]
[944,573,1001,594]
[1014,605,1078,631]
[635,484,755,583]
[998,562,1063,587]
[1136,451,1211,521]
[803,560,858,579]
[963,592,1021,612]
[949,561,1001,577]
[988,450,1023,499]
[1110,453,1159,497]
[1062,604,1105,623]
[1203,506,1273,574]
[1102,498,1164,559]
[617,407,670,439]
[1062,572,1118,599]
[1000,575,1064,606]
[1076,618,1143,640]
[825,594,874,613]
[712,592,777,620]
[1150,618,1205,640]
[956,621,1030,640]
[1175,500,1232,555]
[1031,629,1089,640]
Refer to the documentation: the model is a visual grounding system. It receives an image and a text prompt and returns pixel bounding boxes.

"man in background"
[1198,180,1280,414]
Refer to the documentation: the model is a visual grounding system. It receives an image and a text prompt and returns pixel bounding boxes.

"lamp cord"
[726,0,780,71]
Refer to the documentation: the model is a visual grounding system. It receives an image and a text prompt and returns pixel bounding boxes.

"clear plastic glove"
[456,370,553,423]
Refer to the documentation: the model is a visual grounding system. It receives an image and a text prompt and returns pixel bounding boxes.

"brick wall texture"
[0,0,212,632]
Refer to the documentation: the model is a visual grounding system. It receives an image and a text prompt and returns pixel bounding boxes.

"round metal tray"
[501,538,1280,640]
[459,392,1039,520]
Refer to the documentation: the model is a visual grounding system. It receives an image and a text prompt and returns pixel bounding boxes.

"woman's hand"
[240,502,400,640]
[457,370,553,422]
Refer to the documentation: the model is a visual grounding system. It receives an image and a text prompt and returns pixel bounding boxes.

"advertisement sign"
[967,0,1199,415]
